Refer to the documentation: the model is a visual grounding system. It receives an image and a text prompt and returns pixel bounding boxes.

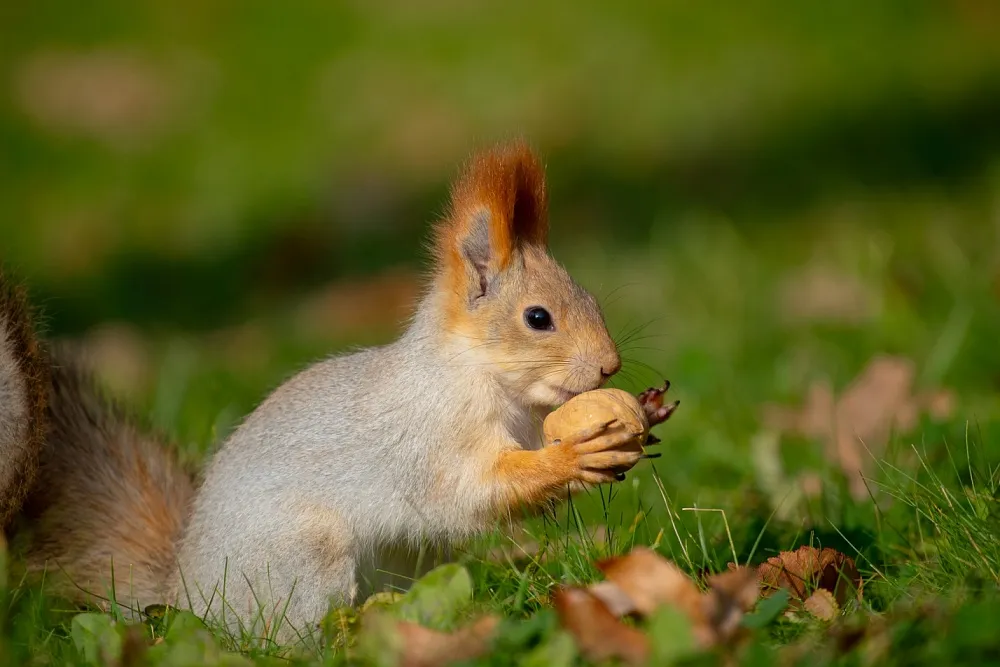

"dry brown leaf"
[916,389,955,422]
[707,566,761,610]
[14,50,175,148]
[756,546,861,606]
[701,567,760,645]
[596,547,704,619]
[118,623,149,667]
[804,589,840,621]
[58,323,152,397]
[761,355,956,501]
[587,581,640,618]
[778,266,877,325]
[591,548,758,649]
[294,268,419,340]
[552,587,649,666]
[396,616,499,667]
[549,549,761,661]
[952,0,1000,35]
[363,613,500,667]
[798,472,824,499]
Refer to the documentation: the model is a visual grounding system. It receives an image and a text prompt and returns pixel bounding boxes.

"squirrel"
[0,141,676,644]
[0,276,49,530]
[0,273,194,612]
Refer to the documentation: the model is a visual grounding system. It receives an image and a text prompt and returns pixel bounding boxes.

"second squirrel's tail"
[0,271,48,530]
[2,271,194,613]
[12,352,195,613]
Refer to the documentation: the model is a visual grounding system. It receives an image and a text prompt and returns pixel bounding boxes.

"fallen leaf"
[359,612,499,667]
[916,389,955,422]
[14,50,175,148]
[552,587,649,666]
[778,266,878,325]
[952,0,1000,37]
[761,355,956,501]
[804,589,840,621]
[702,567,760,644]
[587,581,639,618]
[595,547,703,619]
[756,546,861,606]
[293,268,419,340]
[798,472,824,499]
[396,616,499,667]
[591,548,758,649]
[70,323,152,396]
[118,624,149,667]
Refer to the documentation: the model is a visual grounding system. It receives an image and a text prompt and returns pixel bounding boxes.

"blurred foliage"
[2,1,1000,663]
[3,0,999,564]
[2,0,1000,332]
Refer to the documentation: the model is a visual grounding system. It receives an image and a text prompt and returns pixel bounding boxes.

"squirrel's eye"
[524,306,554,331]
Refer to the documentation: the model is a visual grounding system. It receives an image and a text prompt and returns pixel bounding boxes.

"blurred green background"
[3,0,1000,528]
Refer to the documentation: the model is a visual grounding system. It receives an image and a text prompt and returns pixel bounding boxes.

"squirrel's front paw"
[637,380,679,427]
[549,418,644,485]
[637,381,679,446]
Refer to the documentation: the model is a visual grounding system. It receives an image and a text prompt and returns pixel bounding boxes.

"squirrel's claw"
[638,379,678,428]
[649,400,679,427]
[637,380,669,405]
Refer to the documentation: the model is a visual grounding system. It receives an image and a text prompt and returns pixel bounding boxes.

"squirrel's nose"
[600,357,622,379]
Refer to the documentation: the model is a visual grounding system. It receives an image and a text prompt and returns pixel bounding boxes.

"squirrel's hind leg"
[280,551,359,645]
[185,506,360,647]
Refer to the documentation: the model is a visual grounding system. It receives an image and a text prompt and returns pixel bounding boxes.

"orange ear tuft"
[434,140,549,279]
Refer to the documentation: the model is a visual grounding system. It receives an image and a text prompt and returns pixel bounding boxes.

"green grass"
[4,189,1000,665]
[3,0,1000,664]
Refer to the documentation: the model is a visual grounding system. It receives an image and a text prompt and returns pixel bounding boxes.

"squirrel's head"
[430,140,620,409]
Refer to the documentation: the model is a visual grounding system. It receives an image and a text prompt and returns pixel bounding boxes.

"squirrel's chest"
[504,406,546,451]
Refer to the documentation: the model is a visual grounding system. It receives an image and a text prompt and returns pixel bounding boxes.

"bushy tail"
[1,271,194,614]
[0,271,48,529]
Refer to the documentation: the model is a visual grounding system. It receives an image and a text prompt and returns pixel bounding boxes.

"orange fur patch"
[432,140,549,327]
[116,434,191,570]
[489,447,574,514]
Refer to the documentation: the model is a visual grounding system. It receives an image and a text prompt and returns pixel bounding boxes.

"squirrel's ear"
[434,140,549,299]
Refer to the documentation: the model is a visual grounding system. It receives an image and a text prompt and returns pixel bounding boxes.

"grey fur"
[173,297,522,640]
[175,245,621,643]
[0,317,29,505]
[0,273,47,529]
